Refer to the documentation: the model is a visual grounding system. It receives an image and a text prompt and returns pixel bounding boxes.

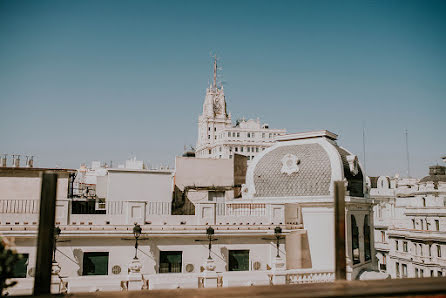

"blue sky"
[0,0,445,177]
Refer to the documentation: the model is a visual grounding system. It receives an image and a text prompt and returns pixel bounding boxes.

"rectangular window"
[214,127,216,132]
[436,220,440,231]
[208,149,211,154]
[402,264,407,277]
[429,244,432,257]
[396,262,400,278]
[159,251,182,273]
[83,252,109,275]
[403,241,408,252]
[252,133,255,138]
[228,132,230,137]
[247,156,250,160]
[415,268,419,278]
[421,220,424,230]
[228,250,249,271]
[437,245,442,258]
[431,270,434,277]
[420,244,423,256]
[12,253,29,278]
[247,147,250,152]
[247,132,250,138]
[262,133,265,138]
[412,219,416,229]
[395,240,399,251]
[237,132,240,137]
[381,231,385,243]
[241,147,243,152]
[439,271,443,276]
[256,148,259,152]
[229,155,232,159]
[420,269,424,277]
[208,135,210,139]
[235,147,238,152]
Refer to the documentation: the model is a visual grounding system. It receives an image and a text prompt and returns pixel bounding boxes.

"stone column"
[269,256,287,285]
[200,258,219,288]
[126,259,145,290]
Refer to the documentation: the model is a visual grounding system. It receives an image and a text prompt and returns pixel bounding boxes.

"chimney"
[27,156,34,168]
[1,155,6,167]
[13,155,20,167]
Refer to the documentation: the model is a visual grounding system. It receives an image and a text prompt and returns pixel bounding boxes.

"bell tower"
[196,55,232,157]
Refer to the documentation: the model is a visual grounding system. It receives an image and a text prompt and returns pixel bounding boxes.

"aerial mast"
[213,54,217,89]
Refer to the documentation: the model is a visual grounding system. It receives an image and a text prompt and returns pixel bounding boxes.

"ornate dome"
[420,165,446,185]
[243,131,364,199]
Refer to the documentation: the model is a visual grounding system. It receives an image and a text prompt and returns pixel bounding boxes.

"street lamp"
[274,226,284,258]
[262,226,285,258]
[53,226,61,262]
[196,226,218,260]
[133,223,142,260]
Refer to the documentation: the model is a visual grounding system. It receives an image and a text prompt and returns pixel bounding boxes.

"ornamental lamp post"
[196,226,218,260]
[274,226,283,258]
[53,226,61,262]
[206,226,215,260]
[133,223,142,260]
[262,226,285,259]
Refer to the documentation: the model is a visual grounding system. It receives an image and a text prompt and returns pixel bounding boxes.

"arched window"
[422,197,426,207]
[364,215,371,261]
[351,215,360,264]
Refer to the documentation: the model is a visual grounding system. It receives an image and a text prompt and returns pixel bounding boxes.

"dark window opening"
[351,215,360,264]
[12,253,29,278]
[82,252,109,275]
[71,200,106,214]
[159,251,182,273]
[228,250,249,271]
[364,215,371,261]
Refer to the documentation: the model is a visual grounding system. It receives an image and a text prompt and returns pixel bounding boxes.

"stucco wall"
[175,157,234,190]
[106,170,173,202]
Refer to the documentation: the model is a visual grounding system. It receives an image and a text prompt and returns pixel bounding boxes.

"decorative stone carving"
[280,154,300,175]
[347,155,359,176]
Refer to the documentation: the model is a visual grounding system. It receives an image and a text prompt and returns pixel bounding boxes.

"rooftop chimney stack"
[26,156,34,168]
[13,155,20,167]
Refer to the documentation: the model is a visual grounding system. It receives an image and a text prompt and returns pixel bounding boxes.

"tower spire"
[213,54,217,89]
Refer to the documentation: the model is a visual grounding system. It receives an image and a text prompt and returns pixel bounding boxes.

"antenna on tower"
[362,122,367,177]
[405,129,411,178]
[213,54,217,89]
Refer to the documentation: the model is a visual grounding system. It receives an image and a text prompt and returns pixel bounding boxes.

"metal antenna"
[405,129,411,178]
[362,122,367,177]
[213,54,217,89]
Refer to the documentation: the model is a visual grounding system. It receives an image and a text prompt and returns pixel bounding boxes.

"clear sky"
[0,0,445,178]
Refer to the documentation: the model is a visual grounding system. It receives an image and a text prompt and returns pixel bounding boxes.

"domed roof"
[420,165,446,185]
[253,143,332,197]
[244,130,364,199]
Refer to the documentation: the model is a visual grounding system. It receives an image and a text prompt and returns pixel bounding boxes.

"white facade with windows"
[195,58,286,161]
[370,163,446,279]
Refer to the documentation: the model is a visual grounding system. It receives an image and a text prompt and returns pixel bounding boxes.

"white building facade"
[370,162,446,279]
[195,58,286,161]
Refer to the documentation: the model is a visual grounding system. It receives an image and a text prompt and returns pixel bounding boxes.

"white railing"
[147,202,171,215]
[225,203,266,216]
[286,270,334,284]
[0,199,39,214]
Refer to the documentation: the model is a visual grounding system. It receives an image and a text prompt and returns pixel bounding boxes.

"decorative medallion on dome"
[280,154,300,175]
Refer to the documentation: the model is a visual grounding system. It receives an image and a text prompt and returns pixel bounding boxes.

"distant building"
[370,161,446,279]
[195,57,286,161]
